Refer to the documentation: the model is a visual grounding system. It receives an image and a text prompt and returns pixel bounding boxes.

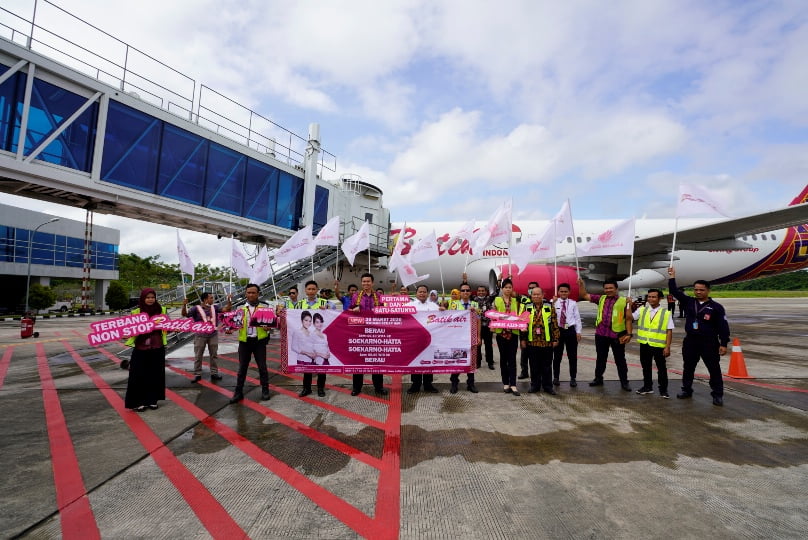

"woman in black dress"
[124,288,167,411]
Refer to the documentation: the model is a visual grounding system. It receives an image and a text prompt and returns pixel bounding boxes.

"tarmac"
[1,297,806,539]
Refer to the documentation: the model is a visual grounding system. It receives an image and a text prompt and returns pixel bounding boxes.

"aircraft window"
[576,236,582,243]
[567,237,572,243]
[586,236,591,242]
[742,236,747,240]
[771,233,777,240]
[761,234,767,240]
[752,234,758,240]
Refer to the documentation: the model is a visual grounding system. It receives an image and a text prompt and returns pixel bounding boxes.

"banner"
[341,221,370,266]
[553,199,575,242]
[87,313,215,345]
[251,245,272,285]
[676,183,730,218]
[230,239,253,280]
[509,221,555,274]
[313,215,340,247]
[176,230,194,280]
[282,309,475,374]
[274,225,314,265]
[578,218,636,256]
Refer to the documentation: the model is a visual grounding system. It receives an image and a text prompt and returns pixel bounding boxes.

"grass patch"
[708,290,808,298]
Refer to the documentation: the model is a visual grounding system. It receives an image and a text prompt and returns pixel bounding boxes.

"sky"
[2,0,808,268]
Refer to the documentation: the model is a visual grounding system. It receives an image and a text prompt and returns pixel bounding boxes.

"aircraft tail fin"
[789,184,808,205]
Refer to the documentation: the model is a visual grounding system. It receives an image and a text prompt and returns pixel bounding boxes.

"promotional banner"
[282,309,476,374]
[87,313,215,345]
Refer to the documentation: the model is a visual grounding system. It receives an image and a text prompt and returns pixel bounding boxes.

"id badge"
[692,321,699,330]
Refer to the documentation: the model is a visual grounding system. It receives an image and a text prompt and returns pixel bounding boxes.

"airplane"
[322,184,808,297]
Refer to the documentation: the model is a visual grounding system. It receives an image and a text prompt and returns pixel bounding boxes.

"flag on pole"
[251,245,272,285]
[676,183,730,218]
[409,230,440,265]
[451,219,476,244]
[230,239,253,280]
[552,200,575,242]
[388,222,407,273]
[578,218,636,256]
[274,225,314,265]
[313,216,340,247]
[509,222,555,274]
[391,250,429,287]
[176,230,194,280]
[474,200,513,251]
[341,221,370,266]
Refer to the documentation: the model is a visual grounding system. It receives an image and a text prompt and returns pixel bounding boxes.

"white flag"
[451,219,476,243]
[578,218,636,256]
[676,183,730,218]
[274,225,314,265]
[176,230,194,280]
[391,250,429,287]
[553,200,575,243]
[409,230,440,265]
[509,222,555,275]
[251,245,272,285]
[230,239,253,280]
[341,221,370,266]
[388,222,407,273]
[313,216,340,247]
[474,200,512,251]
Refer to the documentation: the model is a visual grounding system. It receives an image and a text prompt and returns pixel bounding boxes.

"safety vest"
[596,295,627,333]
[636,306,671,348]
[295,297,328,310]
[523,302,552,342]
[283,299,296,309]
[449,299,478,311]
[493,296,521,335]
[124,307,168,347]
[239,303,269,341]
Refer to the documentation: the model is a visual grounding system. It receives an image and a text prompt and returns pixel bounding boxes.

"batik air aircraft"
[334,185,808,296]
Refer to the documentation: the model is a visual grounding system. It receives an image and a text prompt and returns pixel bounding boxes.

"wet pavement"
[1,298,806,539]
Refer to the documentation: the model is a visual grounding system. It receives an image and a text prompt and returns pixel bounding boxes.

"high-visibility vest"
[283,299,296,309]
[449,299,478,311]
[596,295,627,333]
[636,306,671,348]
[124,307,168,347]
[493,296,521,335]
[523,302,553,342]
[239,303,269,341]
[295,297,328,310]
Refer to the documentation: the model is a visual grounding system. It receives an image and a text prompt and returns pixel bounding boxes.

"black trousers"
[496,333,519,386]
[410,374,435,389]
[477,325,494,367]
[594,334,629,384]
[681,334,723,397]
[520,346,530,375]
[352,374,385,392]
[302,373,326,390]
[449,372,475,385]
[553,327,578,380]
[639,343,668,392]
[236,337,269,394]
[525,345,554,391]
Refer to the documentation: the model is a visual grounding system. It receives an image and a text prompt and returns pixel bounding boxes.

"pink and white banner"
[87,313,215,345]
[282,309,475,374]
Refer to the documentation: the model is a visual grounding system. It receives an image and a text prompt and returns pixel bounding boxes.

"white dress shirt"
[553,297,582,333]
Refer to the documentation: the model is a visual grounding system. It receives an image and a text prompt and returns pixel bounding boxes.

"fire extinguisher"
[21,316,39,339]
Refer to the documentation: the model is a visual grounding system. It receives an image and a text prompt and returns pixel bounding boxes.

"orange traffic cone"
[724,338,753,378]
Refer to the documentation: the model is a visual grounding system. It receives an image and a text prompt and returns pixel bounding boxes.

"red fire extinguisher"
[21,316,38,339]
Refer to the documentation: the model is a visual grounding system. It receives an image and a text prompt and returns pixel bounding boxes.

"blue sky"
[3,0,807,266]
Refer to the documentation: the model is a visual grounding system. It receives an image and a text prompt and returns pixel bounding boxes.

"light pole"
[25,217,60,314]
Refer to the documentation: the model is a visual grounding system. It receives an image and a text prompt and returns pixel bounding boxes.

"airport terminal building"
[0,202,119,312]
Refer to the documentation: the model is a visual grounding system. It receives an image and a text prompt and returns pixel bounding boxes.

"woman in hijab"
[124,288,167,412]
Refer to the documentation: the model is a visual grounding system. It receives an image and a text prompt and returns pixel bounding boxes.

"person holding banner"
[349,273,389,396]
[407,285,442,394]
[229,284,272,404]
[494,278,522,396]
[518,281,539,380]
[578,278,633,392]
[521,287,560,395]
[283,286,299,309]
[124,288,167,412]
[553,283,582,387]
[295,281,329,397]
[182,292,232,383]
[668,267,730,406]
[448,285,480,394]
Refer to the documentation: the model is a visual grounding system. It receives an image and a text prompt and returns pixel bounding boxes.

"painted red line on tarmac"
[0,346,13,389]
[371,374,402,540]
[62,342,247,539]
[35,343,100,540]
[166,365,383,469]
[262,354,389,388]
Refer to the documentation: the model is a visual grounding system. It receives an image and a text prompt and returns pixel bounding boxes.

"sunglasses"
[460,289,471,292]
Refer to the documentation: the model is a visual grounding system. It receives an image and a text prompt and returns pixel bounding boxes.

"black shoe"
[406,386,420,394]
[552,379,560,386]
[351,389,361,396]
[544,388,557,396]
[317,388,326,397]
[569,379,577,387]
[467,384,478,393]
[636,387,653,395]
[712,396,723,406]
[192,375,202,383]
[676,392,692,399]
[488,363,495,370]
[424,385,439,393]
[511,389,521,396]
[299,388,312,397]
[518,372,529,380]
[134,405,147,412]
[211,374,223,381]
[120,359,130,370]
[148,403,159,410]
[504,387,512,394]
[621,383,632,392]
[450,383,458,394]
[375,387,389,396]
[589,379,604,387]
[528,387,539,393]
[229,393,244,404]
[261,390,271,400]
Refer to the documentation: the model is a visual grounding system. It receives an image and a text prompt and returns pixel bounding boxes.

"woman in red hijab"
[124,288,167,411]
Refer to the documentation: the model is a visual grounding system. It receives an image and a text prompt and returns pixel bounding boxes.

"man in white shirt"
[632,288,674,398]
[552,283,582,387]
[407,285,441,394]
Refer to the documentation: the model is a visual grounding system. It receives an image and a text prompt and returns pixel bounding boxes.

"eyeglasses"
[460,289,471,292]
